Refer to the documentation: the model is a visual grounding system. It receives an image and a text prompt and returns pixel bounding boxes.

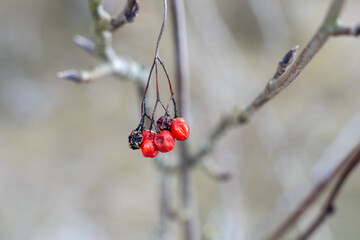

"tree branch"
[269,142,360,240]
[295,143,360,240]
[330,24,360,36]
[190,0,358,166]
[171,0,200,239]
[57,0,146,89]
[158,162,174,240]
[273,143,360,240]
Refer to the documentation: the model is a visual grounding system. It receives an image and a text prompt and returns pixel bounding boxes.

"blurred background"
[0,0,360,239]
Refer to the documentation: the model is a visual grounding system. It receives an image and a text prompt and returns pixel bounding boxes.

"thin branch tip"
[291,45,300,56]
[57,69,75,79]
[126,0,140,22]
[331,24,360,36]
[111,0,140,30]
[73,35,96,54]
[57,69,90,83]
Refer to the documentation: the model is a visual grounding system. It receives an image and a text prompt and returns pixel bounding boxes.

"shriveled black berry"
[128,130,143,150]
[157,116,174,131]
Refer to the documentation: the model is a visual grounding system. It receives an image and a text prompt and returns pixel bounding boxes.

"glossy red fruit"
[174,117,186,122]
[143,130,156,138]
[171,118,190,141]
[154,130,175,153]
[141,137,159,158]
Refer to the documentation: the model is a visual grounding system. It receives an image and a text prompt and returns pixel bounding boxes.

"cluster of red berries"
[129,116,190,158]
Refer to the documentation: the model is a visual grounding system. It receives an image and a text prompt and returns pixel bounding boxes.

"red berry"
[174,117,186,122]
[154,130,175,153]
[143,130,156,138]
[141,137,159,158]
[171,118,190,141]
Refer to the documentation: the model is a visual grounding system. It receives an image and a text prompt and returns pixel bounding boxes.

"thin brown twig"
[201,157,231,181]
[296,143,360,240]
[150,62,160,131]
[330,24,360,36]
[190,0,358,166]
[140,0,179,130]
[154,0,168,59]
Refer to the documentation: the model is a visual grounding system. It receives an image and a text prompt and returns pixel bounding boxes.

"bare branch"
[330,24,360,36]
[297,143,360,240]
[158,163,174,240]
[323,0,346,26]
[268,143,358,240]
[58,0,146,87]
[171,0,200,239]
[245,111,360,240]
[190,0,358,166]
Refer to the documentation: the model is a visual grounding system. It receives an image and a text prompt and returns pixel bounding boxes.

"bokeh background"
[1,0,360,239]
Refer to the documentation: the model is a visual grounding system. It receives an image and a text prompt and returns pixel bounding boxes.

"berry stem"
[139,0,176,130]
[154,0,168,59]
[150,62,159,131]
[158,57,177,116]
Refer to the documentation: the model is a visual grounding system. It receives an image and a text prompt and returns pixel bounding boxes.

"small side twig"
[201,157,231,181]
[330,24,360,36]
[111,0,139,30]
[57,64,111,83]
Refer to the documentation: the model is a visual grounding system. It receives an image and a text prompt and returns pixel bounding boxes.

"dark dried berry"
[128,130,143,150]
[156,116,174,131]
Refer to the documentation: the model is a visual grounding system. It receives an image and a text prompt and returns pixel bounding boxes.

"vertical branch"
[171,0,199,240]
[172,1,191,119]
[159,164,173,240]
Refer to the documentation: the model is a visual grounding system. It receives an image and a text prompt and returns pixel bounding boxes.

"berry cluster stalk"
[139,0,177,133]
